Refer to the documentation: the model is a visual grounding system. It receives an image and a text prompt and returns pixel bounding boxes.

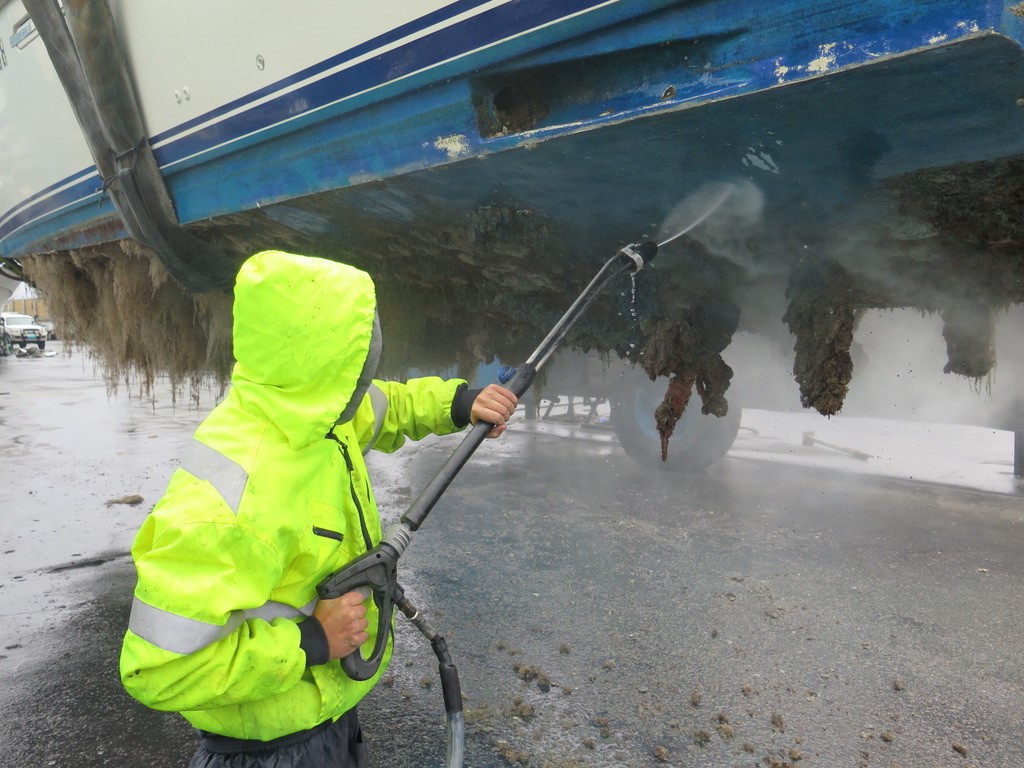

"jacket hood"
[230,250,378,449]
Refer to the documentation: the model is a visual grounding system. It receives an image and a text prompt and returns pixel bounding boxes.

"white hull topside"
[0,0,521,244]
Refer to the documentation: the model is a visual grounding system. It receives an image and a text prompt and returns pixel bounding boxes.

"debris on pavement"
[105,494,145,506]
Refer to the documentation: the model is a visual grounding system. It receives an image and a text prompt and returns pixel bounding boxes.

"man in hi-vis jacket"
[120,250,517,767]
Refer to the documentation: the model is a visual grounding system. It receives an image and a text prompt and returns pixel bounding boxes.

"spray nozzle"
[618,241,658,273]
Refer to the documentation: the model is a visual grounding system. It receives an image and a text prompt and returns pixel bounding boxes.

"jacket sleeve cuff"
[451,383,483,428]
[298,616,330,666]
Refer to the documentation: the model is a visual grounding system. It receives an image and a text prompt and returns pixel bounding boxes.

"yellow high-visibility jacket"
[120,250,467,740]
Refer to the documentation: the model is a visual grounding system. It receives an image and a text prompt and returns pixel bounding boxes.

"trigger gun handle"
[316,540,401,681]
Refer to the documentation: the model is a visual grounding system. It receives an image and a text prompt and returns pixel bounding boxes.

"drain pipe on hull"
[23,0,236,293]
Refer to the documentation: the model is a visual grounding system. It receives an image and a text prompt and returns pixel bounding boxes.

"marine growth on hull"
[18,153,1024,457]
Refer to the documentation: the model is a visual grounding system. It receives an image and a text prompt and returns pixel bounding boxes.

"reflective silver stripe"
[363,383,389,455]
[129,598,243,655]
[180,439,249,514]
[245,598,317,623]
[129,596,317,655]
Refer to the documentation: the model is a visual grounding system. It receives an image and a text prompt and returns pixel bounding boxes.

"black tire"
[610,373,742,472]
[38,340,45,350]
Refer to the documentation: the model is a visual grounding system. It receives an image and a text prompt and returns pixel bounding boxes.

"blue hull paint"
[4,0,1024,277]
[245,32,1024,273]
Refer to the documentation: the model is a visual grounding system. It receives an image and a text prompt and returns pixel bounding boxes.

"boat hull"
[2,0,1023,422]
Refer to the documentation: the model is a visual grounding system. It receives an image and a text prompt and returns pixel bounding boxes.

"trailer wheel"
[610,374,741,472]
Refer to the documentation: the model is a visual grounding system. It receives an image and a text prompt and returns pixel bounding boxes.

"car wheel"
[38,340,45,350]
[610,371,741,472]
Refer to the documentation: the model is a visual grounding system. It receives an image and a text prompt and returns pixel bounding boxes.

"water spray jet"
[656,182,737,248]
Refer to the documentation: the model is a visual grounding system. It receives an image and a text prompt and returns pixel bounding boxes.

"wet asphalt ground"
[2,343,1023,767]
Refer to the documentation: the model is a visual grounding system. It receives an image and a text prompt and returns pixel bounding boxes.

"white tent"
[11,282,36,300]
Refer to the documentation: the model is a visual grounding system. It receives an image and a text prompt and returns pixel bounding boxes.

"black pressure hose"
[392,585,465,767]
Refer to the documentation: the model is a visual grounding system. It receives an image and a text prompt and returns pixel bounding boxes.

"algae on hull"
[18,152,1024,452]
[782,259,860,417]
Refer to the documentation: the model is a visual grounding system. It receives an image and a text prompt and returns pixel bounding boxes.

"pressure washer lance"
[317,240,658,766]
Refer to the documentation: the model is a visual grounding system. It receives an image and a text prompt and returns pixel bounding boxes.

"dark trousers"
[187,708,368,768]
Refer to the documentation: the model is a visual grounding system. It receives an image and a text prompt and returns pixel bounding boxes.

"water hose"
[393,584,464,767]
